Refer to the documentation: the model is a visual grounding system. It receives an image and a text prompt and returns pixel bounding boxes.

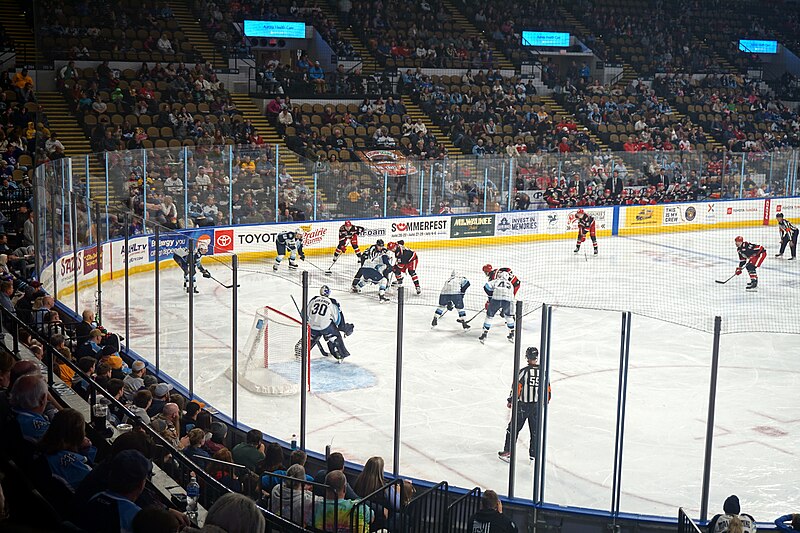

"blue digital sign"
[522,31,570,47]
[244,20,306,39]
[738,39,778,54]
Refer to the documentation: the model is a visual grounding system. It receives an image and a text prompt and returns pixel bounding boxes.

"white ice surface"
[91,226,800,520]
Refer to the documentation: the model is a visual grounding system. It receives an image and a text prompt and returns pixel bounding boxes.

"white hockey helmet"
[497,271,510,281]
[295,228,305,238]
[320,285,331,297]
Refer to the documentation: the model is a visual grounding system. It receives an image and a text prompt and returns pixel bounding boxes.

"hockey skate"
[498,451,510,462]
[288,261,298,270]
[776,253,784,257]
[789,256,796,261]
[478,331,487,344]
[379,293,390,302]
[273,264,279,271]
[507,331,515,342]
[574,247,580,253]
[415,286,422,295]
[351,286,361,293]
[458,319,471,330]
[594,248,598,255]
[431,316,438,327]
[746,279,758,290]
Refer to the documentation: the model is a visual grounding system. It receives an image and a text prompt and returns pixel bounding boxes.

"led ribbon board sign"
[244,20,306,39]
[738,39,778,54]
[522,31,570,47]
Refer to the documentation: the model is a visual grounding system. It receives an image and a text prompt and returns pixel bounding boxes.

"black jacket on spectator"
[468,508,518,532]
[75,320,93,348]
[605,176,624,196]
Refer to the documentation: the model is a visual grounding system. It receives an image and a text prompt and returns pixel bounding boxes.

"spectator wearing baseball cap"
[78,449,152,533]
[123,361,147,402]
[147,382,172,418]
[106,355,127,380]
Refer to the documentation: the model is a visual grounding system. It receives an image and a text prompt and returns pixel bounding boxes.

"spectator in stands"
[775,513,800,532]
[128,389,153,425]
[468,489,517,532]
[38,407,96,492]
[708,495,756,533]
[315,470,374,532]
[231,429,265,472]
[353,456,403,530]
[313,451,358,499]
[74,310,95,349]
[11,69,33,101]
[147,382,172,418]
[309,61,326,94]
[204,422,227,455]
[9,374,50,442]
[123,360,146,401]
[150,402,182,449]
[132,508,182,533]
[183,427,211,464]
[271,463,315,526]
[157,34,174,54]
[205,448,242,493]
[183,492,264,533]
[180,400,202,434]
[277,107,293,136]
[78,449,151,533]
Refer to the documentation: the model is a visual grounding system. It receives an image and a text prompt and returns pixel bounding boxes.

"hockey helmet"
[482,264,493,275]
[295,228,304,238]
[197,241,209,253]
[376,239,385,247]
[450,270,458,278]
[344,220,352,227]
[497,271,510,281]
[320,285,331,297]
[526,346,539,360]
[387,241,397,251]
[576,208,585,217]
[735,236,744,245]
[397,240,405,246]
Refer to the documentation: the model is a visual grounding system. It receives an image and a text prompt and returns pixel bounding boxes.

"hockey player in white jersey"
[274,229,305,271]
[479,271,515,344]
[307,285,354,360]
[431,271,471,329]
[173,241,211,293]
[351,239,393,302]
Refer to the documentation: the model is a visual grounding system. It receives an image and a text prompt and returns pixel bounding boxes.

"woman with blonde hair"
[183,493,265,533]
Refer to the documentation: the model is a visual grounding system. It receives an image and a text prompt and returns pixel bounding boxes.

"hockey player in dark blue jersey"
[274,229,305,271]
[173,241,211,293]
[351,239,393,302]
[307,285,354,360]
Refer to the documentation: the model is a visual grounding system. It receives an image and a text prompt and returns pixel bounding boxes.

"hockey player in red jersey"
[482,264,521,295]
[387,240,421,294]
[735,236,766,290]
[331,220,364,266]
[775,213,798,260]
[574,208,598,255]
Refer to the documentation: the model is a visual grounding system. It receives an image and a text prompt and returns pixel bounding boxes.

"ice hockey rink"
[92,225,800,520]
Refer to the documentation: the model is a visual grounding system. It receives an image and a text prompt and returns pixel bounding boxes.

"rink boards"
[42,196,798,301]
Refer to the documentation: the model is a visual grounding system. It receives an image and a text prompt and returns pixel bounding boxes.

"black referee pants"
[503,402,539,457]
[779,229,798,258]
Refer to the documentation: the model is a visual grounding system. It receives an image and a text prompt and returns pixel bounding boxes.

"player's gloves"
[299,254,305,261]
[484,300,490,310]
[342,323,355,336]
[735,267,742,275]
[202,271,212,278]
[447,302,454,311]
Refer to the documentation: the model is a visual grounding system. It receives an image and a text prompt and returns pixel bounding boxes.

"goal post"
[233,305,311,395]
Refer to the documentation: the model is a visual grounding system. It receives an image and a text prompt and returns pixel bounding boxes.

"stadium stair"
[400,95,459,155]
[539,95,610,151]
[230,94,314,186]
[318,1,378,74]
[0,1,43,67]
[440,0,515,71]
[36,92,112,204]
[169,0,220,67]
[692,37,737,73]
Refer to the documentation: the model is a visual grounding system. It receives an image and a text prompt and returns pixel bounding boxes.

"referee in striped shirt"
[499,347,546,461]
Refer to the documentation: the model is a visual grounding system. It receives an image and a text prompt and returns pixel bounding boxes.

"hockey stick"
[715,273,737,285]
[304,259,331,275]
[290,295,330,357]
[207,273,239,289]
[463,308,485,325]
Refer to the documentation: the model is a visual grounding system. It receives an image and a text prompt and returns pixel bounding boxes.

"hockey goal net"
[235,306,311,395]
